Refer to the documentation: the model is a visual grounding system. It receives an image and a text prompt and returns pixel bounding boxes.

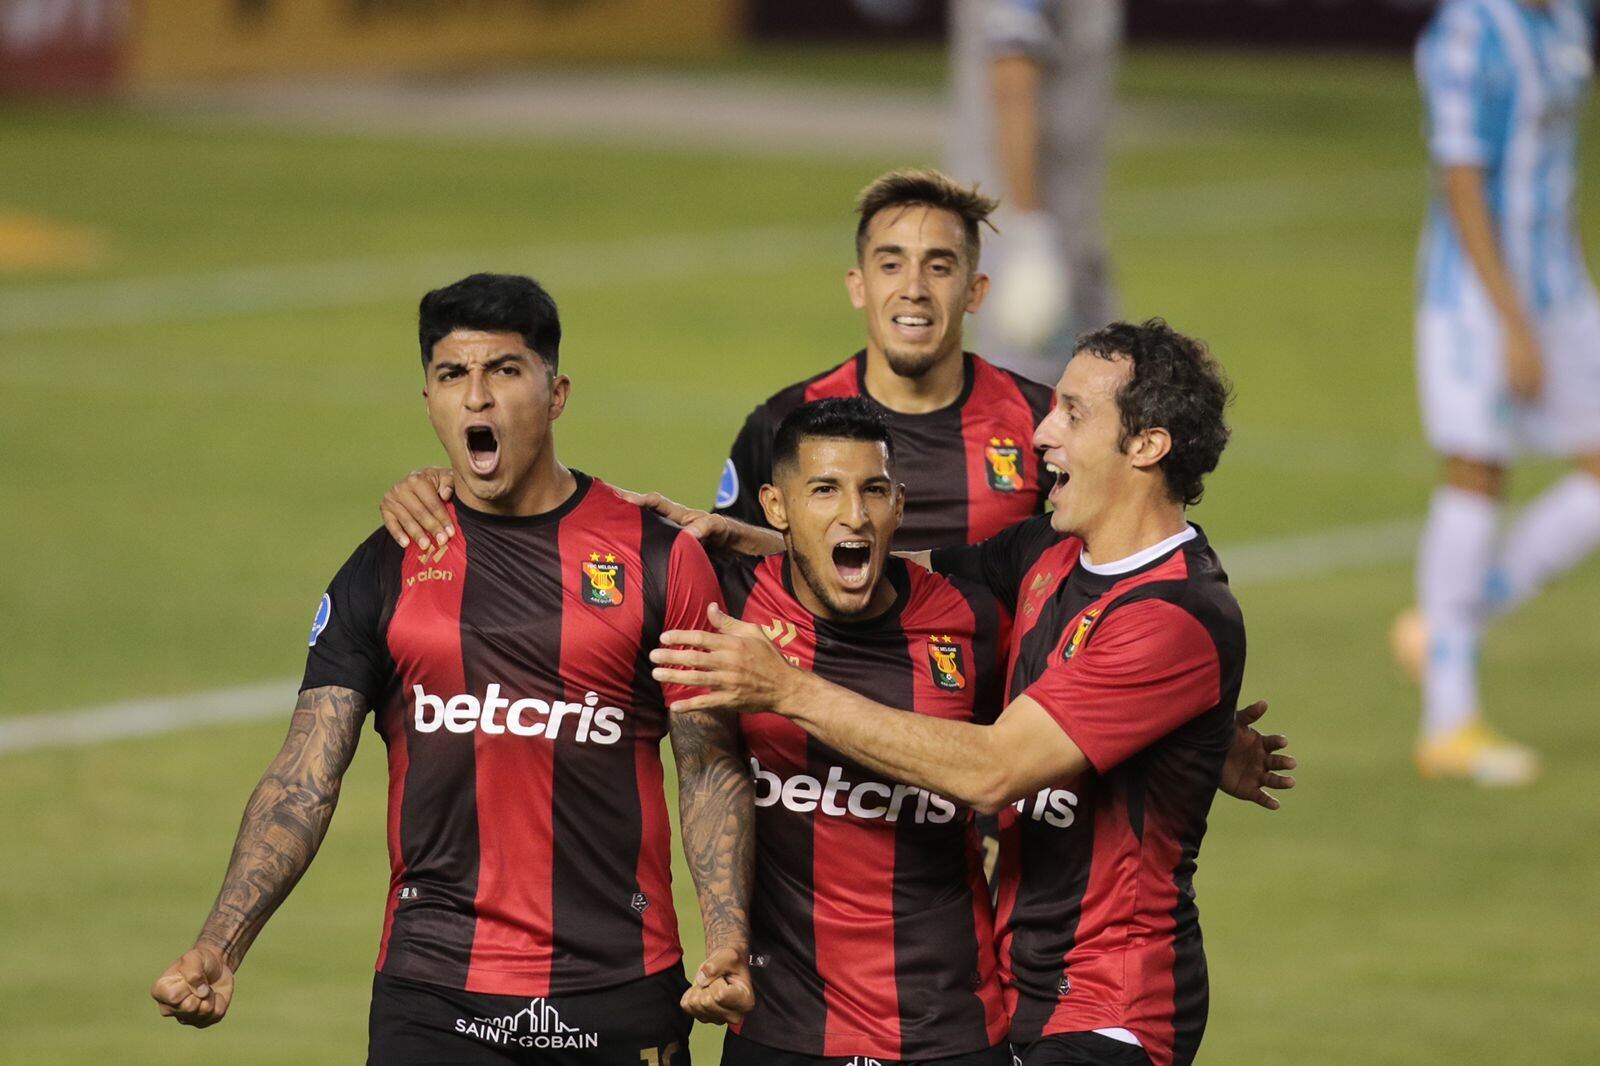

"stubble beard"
[882,345,944,380]
[789,547,865,621]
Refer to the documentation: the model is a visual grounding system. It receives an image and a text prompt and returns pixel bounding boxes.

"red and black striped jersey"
[713,351,1054,550]
[713,553,1012,1061]
[300,472,720,998]
[931,518,1246,1066]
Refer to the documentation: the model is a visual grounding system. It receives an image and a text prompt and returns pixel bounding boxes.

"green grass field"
[3,45,1597,1064]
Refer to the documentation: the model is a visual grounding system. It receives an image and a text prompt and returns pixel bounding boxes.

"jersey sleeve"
[1023,598,1222,773]
[301,532,395,705]
[1417,2,1507,167]
[929,514,1057,610]
[663,530,726,705]
[712,405,775,528]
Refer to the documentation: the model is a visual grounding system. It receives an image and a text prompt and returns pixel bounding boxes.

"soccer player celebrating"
[712,168,1056,550]
[654,321,1280,1066]
[710,397,1013,1065]
[1395,0,1600,786]
[150,274,753,1065]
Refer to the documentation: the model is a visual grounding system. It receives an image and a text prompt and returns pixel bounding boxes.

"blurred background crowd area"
[2,2,1596,1065]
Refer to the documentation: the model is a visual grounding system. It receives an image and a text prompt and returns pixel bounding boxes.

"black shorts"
[368,967,694,1066]
[1013,1032,1152,1066]
[721,1030,1012,1066]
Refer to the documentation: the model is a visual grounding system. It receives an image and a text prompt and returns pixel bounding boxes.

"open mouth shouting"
[831,539,874,591]
[1046,461,1070,503]
[465,423,500,477]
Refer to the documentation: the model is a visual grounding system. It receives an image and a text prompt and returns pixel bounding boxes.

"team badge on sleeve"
[984,437,1023,492]
[308,593,331,647]
[581,553,626,608]
[927,635,967,690]
[1062,609,1101,662]
[715,458,739,509]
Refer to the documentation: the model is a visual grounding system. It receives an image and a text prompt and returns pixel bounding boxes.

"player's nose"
[464,370,494,411]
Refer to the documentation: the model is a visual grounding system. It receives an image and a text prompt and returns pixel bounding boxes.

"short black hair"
[771,397,896,478]
[1075,318,1232,507]
[418,273,562,371]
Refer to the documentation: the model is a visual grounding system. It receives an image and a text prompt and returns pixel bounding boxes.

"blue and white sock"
[1418,486,1500,740]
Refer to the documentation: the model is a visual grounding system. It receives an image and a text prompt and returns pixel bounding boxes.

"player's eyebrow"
[870,243,959,262]
[483,353,530,370]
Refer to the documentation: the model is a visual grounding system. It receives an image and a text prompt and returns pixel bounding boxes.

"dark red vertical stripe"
[734,578,826,1053]
[383,514,478,987]
[374,691,410,970]
[548,490,648,993]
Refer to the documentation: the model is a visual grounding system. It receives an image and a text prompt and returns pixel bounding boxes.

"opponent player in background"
[151,274,753,1064]
[711,397,1012,1065]
[1395,0,1600,786]
[948,0,1121,379]
[655,321,1289,1066]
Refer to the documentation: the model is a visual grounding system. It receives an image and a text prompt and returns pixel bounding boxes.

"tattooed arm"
[669,709,756,1025]
[150,684,367,1027]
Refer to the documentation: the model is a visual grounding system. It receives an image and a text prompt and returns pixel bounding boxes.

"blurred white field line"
[0,167,1417,338]
[0,223,846,336]
[0,515,1420,756]
[140,74,1237,159]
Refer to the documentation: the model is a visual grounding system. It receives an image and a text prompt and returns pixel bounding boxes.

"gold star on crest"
[605,553,616,563]
[589,552,601,562]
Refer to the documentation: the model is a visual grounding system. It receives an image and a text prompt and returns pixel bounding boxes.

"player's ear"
[547,372,571,421]
[892,481,907,526]
[1127,426,1172,470]
[845,267,867,310]
[758,483,789,532]
[964,270,991,314]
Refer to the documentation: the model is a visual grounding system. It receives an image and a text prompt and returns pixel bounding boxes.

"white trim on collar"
[1080,525,1198,576]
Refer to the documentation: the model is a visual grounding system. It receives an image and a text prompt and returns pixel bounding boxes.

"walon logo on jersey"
[455,998,599,1051]
[984,437,1023,492]
[581,552,625,608]
[750,756,958,825]
[412,685,624,744]
[927,635,967,691]
[407,540,453,588]
[1062,609,1101,662]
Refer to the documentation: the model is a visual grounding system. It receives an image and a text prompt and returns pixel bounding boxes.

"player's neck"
[862,343,966,414]
[454,449,577,518]
[1079,498,1190,570]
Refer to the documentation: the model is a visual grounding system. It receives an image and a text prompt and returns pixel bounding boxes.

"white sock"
[1418,486,1501,739]
[1485,471,1600,617]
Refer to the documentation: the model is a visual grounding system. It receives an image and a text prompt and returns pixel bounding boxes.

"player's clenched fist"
[150,945,235,1028]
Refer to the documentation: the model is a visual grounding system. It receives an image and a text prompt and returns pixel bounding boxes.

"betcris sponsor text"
[412,685,624,744]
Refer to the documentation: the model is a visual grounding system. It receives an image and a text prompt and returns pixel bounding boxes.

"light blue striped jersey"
[1417,0,1594,313]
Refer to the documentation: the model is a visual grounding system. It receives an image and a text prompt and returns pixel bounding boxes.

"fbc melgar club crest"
[581,553,626,608]
[984,437,1022,492]
[927,636,967,691]
[1063,609,1101,661]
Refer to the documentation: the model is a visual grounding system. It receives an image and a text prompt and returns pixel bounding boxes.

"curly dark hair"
[1075,319,1232,507]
